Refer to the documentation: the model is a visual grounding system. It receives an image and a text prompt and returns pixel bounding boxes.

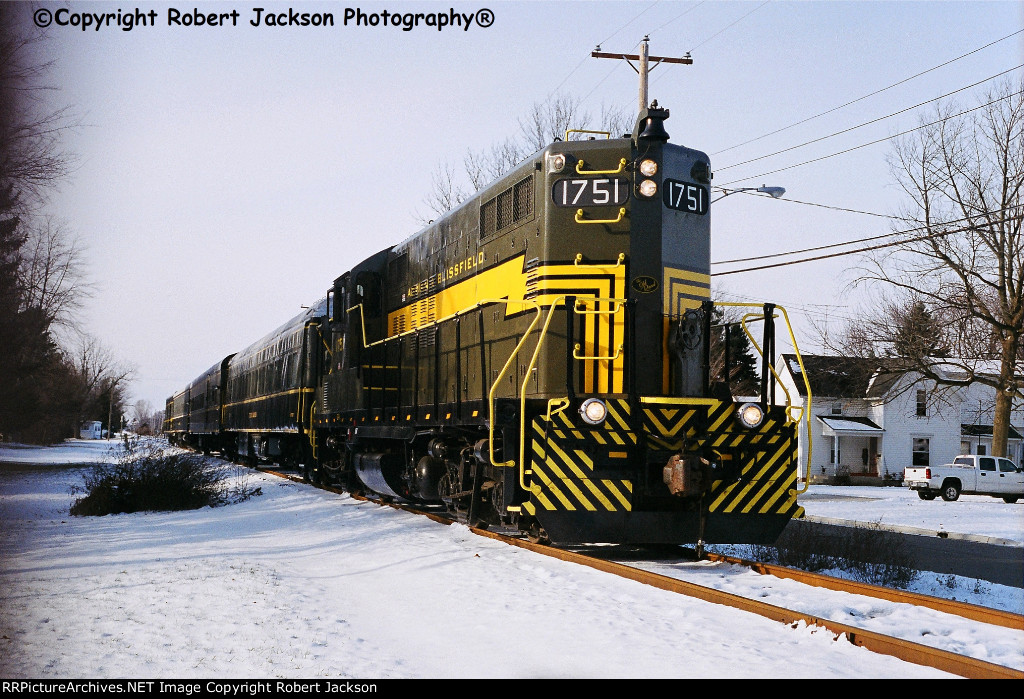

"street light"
[711,185,786,204]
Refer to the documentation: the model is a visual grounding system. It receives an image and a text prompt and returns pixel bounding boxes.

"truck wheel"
[1002,496,1019,504]
[941,483,960,502]
[918,491,936,501]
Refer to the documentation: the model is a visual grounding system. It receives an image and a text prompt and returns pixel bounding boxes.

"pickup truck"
[905,455,1024,503]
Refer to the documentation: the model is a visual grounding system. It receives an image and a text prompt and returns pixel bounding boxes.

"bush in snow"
[70,436,260,516]
[744,519,919,589]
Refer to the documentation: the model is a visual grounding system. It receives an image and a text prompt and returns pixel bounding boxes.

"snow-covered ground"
[1,438,1021,678]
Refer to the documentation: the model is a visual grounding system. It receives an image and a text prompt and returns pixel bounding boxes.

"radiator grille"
[480,174,534,239]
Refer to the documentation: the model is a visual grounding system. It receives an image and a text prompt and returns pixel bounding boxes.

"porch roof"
[961,424,1023,440]
[818,415,884,436]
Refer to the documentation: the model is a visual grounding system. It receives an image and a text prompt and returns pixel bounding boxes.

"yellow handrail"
[576,157,627,175]
[565,128,611,141]
[575,207,626,225]
[574,297,626,315]
[715,301,813,494]
[346,303,369,349]
[487,299,543,476]
[739,312,796,420]
[574,342,623,361]
[513,296,572,490]
[574,252,625,268]
[308,404,318,459]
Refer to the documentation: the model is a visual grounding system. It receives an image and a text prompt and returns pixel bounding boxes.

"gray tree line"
[0,6,139,443]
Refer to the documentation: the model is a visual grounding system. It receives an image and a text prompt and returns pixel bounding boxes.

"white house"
[80,421,103,440]
[776,354,1022,482]
[959,381,1024,464]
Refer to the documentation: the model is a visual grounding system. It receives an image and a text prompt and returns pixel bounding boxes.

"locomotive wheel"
[437,471,462,512]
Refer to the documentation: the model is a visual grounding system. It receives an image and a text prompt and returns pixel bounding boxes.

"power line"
[647,1,706,38]
[712,28,1024,156]
[544,3,659,103]
[712,207,1011,266]
[648,0,771,90]
[687,0,770,53]
[712,186,910,221]
[716,65,1023,173]
[714,215,1018,275]
[718,89,1024,186]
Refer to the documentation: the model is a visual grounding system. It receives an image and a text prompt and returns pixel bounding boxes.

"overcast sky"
[26,0,1024,413]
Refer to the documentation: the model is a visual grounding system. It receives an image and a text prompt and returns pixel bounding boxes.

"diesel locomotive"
[165,104,812,545]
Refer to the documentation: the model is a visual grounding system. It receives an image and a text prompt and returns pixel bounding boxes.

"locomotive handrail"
[575,157,627,175]
[574,252,625,268]
[565,128,611,141]
[512,296,573,491]
[348,296,547,483]
[486,299,544,477]
[575,207,626,224]
[738,312,797,418]
[574,297,625,315]
[716,301,814,494]
[573,342,623,361]
[346,303,369,349]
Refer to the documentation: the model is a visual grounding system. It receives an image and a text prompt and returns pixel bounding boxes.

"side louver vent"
[480,175,534,239]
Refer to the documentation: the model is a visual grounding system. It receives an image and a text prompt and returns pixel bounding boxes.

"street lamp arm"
[711,185,786,203]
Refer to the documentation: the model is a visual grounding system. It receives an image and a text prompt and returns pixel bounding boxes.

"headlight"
[737,402,765,429]
[639,159,658,176]
[548,153,566,173]
[580,398,608,425]
[638,179,658,197]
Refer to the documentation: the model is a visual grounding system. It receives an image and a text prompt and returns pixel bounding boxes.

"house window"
[978,444,987,455]
[830,436,840,464]
[916,389,927,417]
[831,402,842,415]
[912,437,930,466]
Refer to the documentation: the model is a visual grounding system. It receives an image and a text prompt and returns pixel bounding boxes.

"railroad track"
[259,465,1024,679]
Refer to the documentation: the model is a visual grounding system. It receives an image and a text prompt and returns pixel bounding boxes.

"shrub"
[70,437,261,516]
[743,518,919,589]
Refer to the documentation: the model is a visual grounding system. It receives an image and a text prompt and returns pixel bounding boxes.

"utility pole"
[591,36,692,113]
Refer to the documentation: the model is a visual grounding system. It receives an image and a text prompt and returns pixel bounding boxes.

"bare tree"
[130,399,157,434]
[65,330,136,434]
[0,6,74,211]
[17,216,91,330]
[420,94,631,220]
[830,79,1023,456]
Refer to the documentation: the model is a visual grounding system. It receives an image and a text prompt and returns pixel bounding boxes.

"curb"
[801,515,1024,548]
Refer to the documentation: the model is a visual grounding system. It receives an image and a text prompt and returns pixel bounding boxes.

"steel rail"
[701,550,1024,631]
[258,466,1024,679]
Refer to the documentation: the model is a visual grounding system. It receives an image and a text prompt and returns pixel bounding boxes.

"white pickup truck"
[905,455,1024,503]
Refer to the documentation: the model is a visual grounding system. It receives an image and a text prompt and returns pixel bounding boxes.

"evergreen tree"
[710,306,760,397]
[891,300,950,359]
